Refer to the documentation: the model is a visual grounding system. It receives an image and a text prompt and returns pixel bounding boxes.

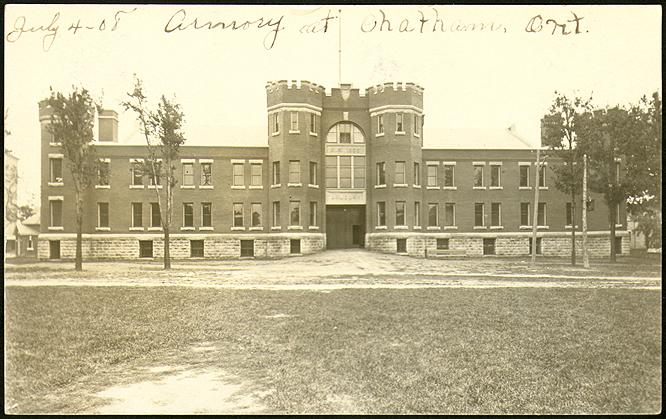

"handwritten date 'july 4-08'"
[5,8,137,51]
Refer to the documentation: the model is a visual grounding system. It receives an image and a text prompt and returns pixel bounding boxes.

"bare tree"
[123,76,186,269]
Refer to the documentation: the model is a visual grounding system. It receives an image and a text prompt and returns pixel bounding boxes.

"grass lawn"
[4,286,662,414]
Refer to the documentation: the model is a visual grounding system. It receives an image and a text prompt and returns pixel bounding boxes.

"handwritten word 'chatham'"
[361,8,507,34]
[5,8,137,51]
[164,9,285,50]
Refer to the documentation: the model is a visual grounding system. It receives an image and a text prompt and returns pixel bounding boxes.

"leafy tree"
[576,106,633,262]
[46,87,99,271]
[4,109,19,224]
[632,211,662,249]
[123,76,186,270]
[18,205,35,221]
[541,91,592,265]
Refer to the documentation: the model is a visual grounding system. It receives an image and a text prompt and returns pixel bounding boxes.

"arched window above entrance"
[326,122,365,144]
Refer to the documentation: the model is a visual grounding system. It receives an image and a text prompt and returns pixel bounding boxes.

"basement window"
[190,240,204,258]
[290,239,301,254]
[139,240,153,258]
[396,238,407,254]
[240,240,254,257]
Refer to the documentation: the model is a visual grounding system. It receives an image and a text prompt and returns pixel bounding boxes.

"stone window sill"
[414,133,420,138]
[249,185,263,189]
[48,182,64,187]
[231,226,245,231]
[308,226,320,230]
[96,227,111,231]
[395,225,408,230]
[148,227,163,231]
[181,185,195,189]
[129,227,144,231]
[375,133,385,138]
[199,226,214,231]
[426,226,441,230]
[490,226,504,230]
[48,226,64,231]
[231,185,245,189]
[49,142,62,146]
[489,186,503,190]
[519,225,532,230]
[473,186,486,190]
[271,184,281,188]
[272,131,280,136]
[519,186,532,190]
[473,226,487,230]
[130,185,144,189]
[375,226,387,230]
[443,226,458,230]
[538,226,550,230]
[564,225,579,229]
[413,184,421,189]
[395,131,406,135]
[148,185,163,189]
[414,226,422,230]
[393,184,408,188]
[539,187,549,190]
[249,227,263,231]
[375,184,386,189]
[288,183,302,188]
[271,226,281,230]
[309,132,318,137]
[426,186,440,190]
[288,226,303,230]
[308,184,319,189]
[95,185,110,189]
[180,227,195,231]
[289,130,301,134]
[200,185,214,189]
[443,186,457,190]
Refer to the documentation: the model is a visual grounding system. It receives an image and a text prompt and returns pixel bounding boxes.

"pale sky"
[4,4,662,209]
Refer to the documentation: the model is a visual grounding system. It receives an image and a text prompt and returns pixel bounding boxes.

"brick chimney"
[98,109,118,142]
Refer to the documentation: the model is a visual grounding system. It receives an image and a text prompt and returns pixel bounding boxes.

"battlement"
[365,82,424,96]
[265,80,325,94]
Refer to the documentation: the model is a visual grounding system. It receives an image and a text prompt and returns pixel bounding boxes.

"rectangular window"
[190,240,204,257]
[339,156,352,188]
[250,163,262,186]
[490,165,501,187]
[566,203,573,226]
[377,114,384,134]
[396,113,404,132]
[339,124,351,143]
[50,200,63,227]
[396,238,407,254]
[353,156,365,188]
[201,162,212,186]
[289,160,301,184]
[240,240,254,257]
[326,156,337,188]
[148,161,161,186]
[539,165,546,187]
[290,112,298,131]
[428,203,438,227]
[443,165,455,187]
[290,239,301,254]
[233,203,244,227]
[97,202,109,228]
[272,201,280,226]
[183,202,194,227]
[474,203,485,227]
[413,162,420,185]
[98,160,110,186]
[309,201,317,226]
[444,203,455,227]
[251,203,262,227]
[182,162,194,186]
[520,202,530,226]
[483,238,496,255]
[395,201,406,226]
[27,236,34,250]
[289,201,300,226]
[491,203,501,226]
[232,163,244,187]
[272,161,280,185]
[377,202,386,226]
[49,240,60,259]
[520,165,530,187]
[376,162,386,185]
[437,238,449,250]
[139,240,153,258]
[529,237,542,255]
[427,164,438,187]
[132,202,142,228]
[413,114,419,135]
[151,203,161,227]
[310,113,317,134]
[394,161,406,184]
[201,202,212,227]
[414,202,421,226]
[473,165,484,188]
[131,161,143,186]
[537,202,546,226]
[49,158,63,183]
[309,161,317,185]
[273,113,280,133]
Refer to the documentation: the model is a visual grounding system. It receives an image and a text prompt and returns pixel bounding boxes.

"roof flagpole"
[338,8,342,85]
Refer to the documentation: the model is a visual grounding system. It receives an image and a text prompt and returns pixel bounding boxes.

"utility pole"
[531,148,541,265]
[582,153,590,268]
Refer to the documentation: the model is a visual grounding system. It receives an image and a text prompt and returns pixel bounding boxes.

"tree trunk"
[610,203,617,263]
[75,192,83,271]
[570,198,576,266]
[164,227,171,269]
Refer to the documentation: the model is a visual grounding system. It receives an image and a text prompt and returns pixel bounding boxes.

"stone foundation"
[366,231,630,258]
[37,233,325,260]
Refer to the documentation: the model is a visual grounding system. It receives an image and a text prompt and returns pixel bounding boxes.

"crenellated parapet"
[266,80,324,109]
[366,82,424,111]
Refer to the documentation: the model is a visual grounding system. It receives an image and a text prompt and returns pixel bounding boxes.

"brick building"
[38,81,628,260]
